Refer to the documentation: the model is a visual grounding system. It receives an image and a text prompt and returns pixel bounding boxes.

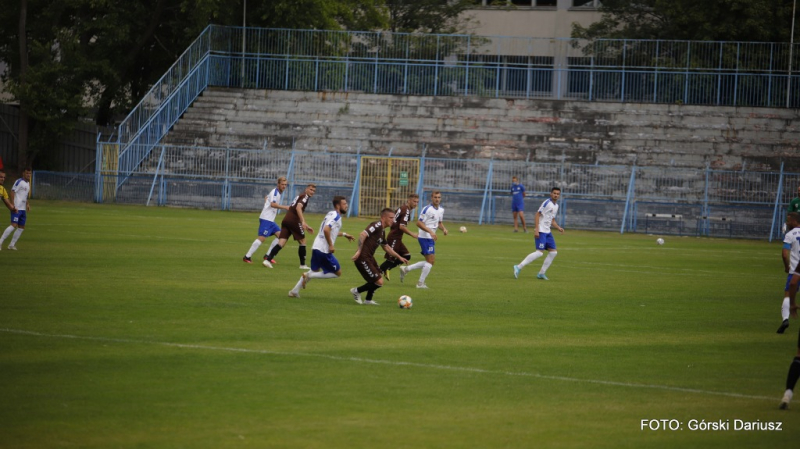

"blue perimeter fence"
[36,145,800,241]
[107,25,800,200]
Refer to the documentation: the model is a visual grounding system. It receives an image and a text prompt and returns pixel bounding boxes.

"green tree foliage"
[0,0,390,168]
[572,0,798,42]
[386,0,475,33]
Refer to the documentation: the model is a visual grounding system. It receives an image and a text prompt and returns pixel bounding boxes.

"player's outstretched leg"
[779,297,791,333]
[781,356,800,409]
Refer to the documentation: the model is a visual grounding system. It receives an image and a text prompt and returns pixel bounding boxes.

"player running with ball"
[513,187,564,280]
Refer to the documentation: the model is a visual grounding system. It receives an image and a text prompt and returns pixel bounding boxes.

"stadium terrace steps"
[160,87,800,170]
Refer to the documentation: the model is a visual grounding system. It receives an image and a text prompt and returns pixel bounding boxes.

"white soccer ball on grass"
[459,226,467,233]
[398,295,413,309]
[656,238,665,245]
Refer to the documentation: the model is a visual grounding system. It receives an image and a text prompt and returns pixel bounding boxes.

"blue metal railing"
[106,25,800,193]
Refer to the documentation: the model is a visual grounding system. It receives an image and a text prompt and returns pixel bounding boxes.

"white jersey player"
[243,177,289,264]
[0,167,32,250]
[289,196,355,298]
[400,191,448,289]
[778,212,800,334]
[513,187,565,280]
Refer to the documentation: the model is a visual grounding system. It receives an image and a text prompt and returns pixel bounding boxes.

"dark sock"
[787,356,800,391]
[379,261,392,272]
[299,245,307,265]
[397,254,411,267]
[357,283,371,293]
[266,244,283,260]
[366,283,381,301]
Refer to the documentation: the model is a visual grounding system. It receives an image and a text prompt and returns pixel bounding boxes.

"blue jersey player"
[511,176,527,233]
[513,187,564,280]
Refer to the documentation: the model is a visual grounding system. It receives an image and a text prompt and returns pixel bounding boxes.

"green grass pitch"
[1,200,798,448]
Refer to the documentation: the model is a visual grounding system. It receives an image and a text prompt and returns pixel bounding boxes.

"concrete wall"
[166,88,800,172]
[464,1,602,39]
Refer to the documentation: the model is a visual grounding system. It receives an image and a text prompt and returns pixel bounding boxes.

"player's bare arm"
[382,244,408,264]
[534,212,541,238]
[784,248,792,273]
[438,222,448,236]
[351,231,367,260]
[401,224,418,239]
[296,203,314,234]
[269,199,289,211]
[324,226,335,253]
[552,219,564,234]
[340,231,355,242]
[417,220,437,241]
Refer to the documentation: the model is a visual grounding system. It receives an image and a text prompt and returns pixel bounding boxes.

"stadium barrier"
[33,144,799,241]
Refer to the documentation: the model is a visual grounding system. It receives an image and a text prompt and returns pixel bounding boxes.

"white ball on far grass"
[656,238,665,245]
[459,226,467,233]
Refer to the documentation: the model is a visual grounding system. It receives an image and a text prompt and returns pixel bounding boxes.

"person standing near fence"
[511,176,528,233]
[288,196,355,298]
[350,208,407,305]
[262,184,316,269]
[0,171,16,214]
[0,168,32,250]
[399,191,447,289]
[243,177,288,264]
[379,193,419,281]
[513,186,564,280]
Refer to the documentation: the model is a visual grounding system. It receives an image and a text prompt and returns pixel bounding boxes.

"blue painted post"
[770,162,785,242]
[621,40,626,103]
[479,160,494,225]
[620,166,637,234]
[653,41,659,103]
[94,133,103,203]
[465,35,471,96]
[733,43,740,106]
[434,35,440,96]
[416,144,427,199]
[348,146,361,218]
[684,42,691,104]
[146,145,166,206]
[373,47,379,93]
[702,164,710,236]
[716,43,723,106]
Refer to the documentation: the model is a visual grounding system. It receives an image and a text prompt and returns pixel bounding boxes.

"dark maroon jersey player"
[350,208,408,305]
[263,184,316,269]
[380,193,420,279]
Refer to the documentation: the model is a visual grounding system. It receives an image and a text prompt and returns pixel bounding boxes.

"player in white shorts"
[242,177,288,264]
[288,196,355,298]
[779,212,800,409]
[513,186,564,280]
[0,167,32,250]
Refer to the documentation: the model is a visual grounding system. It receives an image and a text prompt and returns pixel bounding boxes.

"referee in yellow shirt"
[0,171,16,213]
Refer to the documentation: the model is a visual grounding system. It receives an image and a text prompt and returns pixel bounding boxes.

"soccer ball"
[656,238,665,245]
[398,295,413,309]
[459,226,467,233]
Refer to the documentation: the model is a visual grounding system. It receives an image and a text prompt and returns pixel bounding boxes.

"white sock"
[406,261,426,272]
[539,251,557,274]
[266,239,279,257]
[783,297,791,321]
[519,251,543,268]
[246,239,262,258]
[419,262,433,284]
[0,226,13,245]
[291,276,304,294]
[9,228,23,246]
[309,272,338,279]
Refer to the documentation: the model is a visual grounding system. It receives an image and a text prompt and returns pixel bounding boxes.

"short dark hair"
[332,195,346,207]
[789,212,800,222]
[380,207,394,216]
[408,193,419,199]
[551,187,561,192]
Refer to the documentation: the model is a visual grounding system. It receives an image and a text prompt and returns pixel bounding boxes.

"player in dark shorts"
[379,193,419,280]
[350,208,407,305]
[263,184,316,269]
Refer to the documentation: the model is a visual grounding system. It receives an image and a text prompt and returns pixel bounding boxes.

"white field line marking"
[1,328,773,402]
